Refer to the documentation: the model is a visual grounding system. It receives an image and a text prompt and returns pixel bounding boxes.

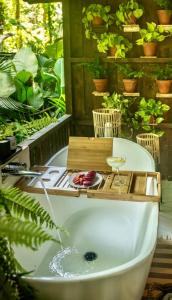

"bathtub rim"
[22,203,158,283]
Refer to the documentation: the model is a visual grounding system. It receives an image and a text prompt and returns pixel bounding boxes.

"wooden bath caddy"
[16,166,161,202]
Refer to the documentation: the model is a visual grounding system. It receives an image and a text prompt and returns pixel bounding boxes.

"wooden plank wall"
[63,0,172,178]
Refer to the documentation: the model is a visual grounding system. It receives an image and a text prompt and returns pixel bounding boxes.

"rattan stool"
[136,133,160,164]
[92,109,122,137]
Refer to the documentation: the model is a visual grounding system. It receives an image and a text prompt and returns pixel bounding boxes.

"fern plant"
[0,186,60,299]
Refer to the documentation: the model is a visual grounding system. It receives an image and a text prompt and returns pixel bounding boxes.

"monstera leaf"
[13,47,38,78]
[0,72,16,97]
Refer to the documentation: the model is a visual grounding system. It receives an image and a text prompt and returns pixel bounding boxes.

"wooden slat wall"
[63,0,172,178]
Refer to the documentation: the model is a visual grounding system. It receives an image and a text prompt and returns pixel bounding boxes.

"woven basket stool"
[92,109,122,137]
[136,133,160,164]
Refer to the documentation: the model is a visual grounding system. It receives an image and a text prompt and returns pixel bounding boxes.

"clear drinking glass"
[106,156,126,186]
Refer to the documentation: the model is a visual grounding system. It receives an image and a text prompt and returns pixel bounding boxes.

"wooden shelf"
[123,24,140,32]
[92,91,110,97]
[156,93,172,98]
[71,57,172,63]
[157,24,172,30]
[123,92,140,96]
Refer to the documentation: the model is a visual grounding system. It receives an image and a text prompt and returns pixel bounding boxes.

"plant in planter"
[102,92,137,127]
[84,57,109,92]
[135,97,170,134]
[97,32,133,58]
[117,64,144,93]
[152,64,172,93]
[82,4,114,39]
[154,0,172,25]
[116,0,144,27]
[136,22,172,56]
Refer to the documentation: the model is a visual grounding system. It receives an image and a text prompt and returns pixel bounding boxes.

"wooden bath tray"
[16,166,161,202]
[87,171,161,202]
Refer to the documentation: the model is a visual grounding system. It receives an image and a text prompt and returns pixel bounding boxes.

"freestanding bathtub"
[14,138,158,300]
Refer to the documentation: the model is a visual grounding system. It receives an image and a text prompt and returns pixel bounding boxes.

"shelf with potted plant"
[82,4,114,40]
[151,64,172,97]
[83,56,110,95]
[134,97,170,135]
[96,32,133,58]
[115,0,144,32]
[136,22,172,57]
[117,63,144,96]
[154,0,172,25]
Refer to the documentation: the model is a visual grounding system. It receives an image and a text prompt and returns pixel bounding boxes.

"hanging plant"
[82,4,114,39]
[116,0,144,28]
[97,32,132,58]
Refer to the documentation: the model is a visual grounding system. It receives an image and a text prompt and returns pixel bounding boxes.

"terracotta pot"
[109,46,117,57]
[143,42,157,56]
[156,79,172,94]
[123,79,138,93]
[92,16,104,26]
[93,78,108,92]
[128,14,137,25]
[157,10,172,25]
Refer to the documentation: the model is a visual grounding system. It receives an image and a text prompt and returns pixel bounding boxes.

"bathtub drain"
[84,252,97,262]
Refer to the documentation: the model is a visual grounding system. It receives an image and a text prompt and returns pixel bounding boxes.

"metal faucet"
[1,162,42,177]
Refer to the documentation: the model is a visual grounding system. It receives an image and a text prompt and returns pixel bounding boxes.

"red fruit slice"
[83,180,92,186]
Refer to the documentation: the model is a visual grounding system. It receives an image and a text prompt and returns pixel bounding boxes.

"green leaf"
[13,47,38,78]
[0,72,16,97]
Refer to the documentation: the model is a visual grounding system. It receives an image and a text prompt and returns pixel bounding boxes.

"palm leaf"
[0,216,57,250]
[0,187,56,229]
[0,97,33,112]
[0,58,15,76]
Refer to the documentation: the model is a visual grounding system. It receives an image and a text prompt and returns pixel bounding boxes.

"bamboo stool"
[136,133,160,164]
[92,109,122,138]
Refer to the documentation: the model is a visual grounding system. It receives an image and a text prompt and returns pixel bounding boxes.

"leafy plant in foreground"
[0,186,59,299]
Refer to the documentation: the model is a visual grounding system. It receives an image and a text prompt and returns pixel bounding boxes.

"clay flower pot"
[128,14,137,25]
[93,78,108,92]
[109,46,117,57]
[156,79,171,94]
[157,10,172,25]
[123,79,138,93]
[92,16,104,26]
[143,42,157,56]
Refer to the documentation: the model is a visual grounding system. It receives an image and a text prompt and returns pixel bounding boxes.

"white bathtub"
[15,138,158,300]
[15,195,158,300]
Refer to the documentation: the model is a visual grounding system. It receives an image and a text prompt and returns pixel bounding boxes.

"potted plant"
[136,22,171,56]
[97,32,133,58]
[154,0,172,25]
[117,64,144,93]
[116,0,144,27]
[84,57,109,92]
[152,64,172,93]
[135,97,170,133]
[102,92,137,127]
[82,4,114,39]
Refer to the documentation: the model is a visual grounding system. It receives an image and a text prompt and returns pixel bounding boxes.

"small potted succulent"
[84,57,109,92]
[82,4,114,39]
[117,64,144,93]
[154,0,172,25]
[152,64,172,93]
[136,22,171,56]
[97,32,133,58]
[116,0,144,27]
[135,97,170,132]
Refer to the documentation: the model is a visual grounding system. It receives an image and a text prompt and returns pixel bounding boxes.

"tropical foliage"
[136,22,172,45]
[117,64,144,79]
[0,186,59,300]
[116,0,144,27]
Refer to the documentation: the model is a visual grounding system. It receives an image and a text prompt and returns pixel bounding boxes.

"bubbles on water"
[49,247,96,278]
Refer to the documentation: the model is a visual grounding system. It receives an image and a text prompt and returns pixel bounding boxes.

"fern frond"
[0,187,55,229]
[0,216,58,250]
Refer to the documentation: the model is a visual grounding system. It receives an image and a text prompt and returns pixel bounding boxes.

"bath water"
[35,180,130,278]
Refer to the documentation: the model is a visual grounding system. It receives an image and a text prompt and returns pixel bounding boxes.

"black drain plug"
[84,251,97,261]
